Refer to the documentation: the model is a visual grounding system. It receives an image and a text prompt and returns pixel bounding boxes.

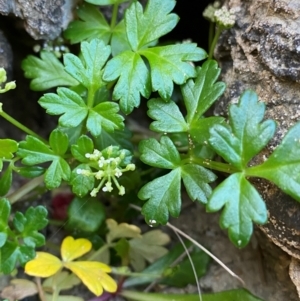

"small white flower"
[114,168,122,178]
[214,7,236,28]
[118,186,125,196]
[102,182,113,192]
[90,188,98,197]
[126,164,136,171]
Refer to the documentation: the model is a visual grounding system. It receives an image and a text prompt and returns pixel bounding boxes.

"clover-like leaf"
[64,261,117,296]
[181,164,217,204]
[139,169,181,225]
[139,136,181,169]
[209,90,276,170]
[207,173,267,247]
[247,122,300,201]
[64,39,111,91]
[22,51,79,91]
[103,0,206,114]
[17,132,71,189]
[25,252,63,277]
[181,60,226,124]
[1,242,35,274]
[25,236,117,296]
[13,206,48,248]
[147,98,188,133]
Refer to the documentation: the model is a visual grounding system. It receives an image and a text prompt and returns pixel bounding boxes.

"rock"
[0,0,78,40]
[213,0,300,298]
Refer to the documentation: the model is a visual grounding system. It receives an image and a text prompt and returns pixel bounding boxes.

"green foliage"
[67,196,106,233]
[0,198,48,273]
[209,90,276,169]
[102,0,207,113]
[1,0,300,291]
[120,289,265,301]
[21,51,79,91]
[17,129,71,189]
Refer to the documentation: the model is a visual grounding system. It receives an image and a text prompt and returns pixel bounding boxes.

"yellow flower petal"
[61,236,92,262]
[64,261,117,296]
[25,252,62,277]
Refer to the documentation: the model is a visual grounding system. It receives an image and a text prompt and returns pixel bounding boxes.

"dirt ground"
[168,195,299,301]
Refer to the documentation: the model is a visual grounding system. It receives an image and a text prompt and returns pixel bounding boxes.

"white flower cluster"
[76,146,135,197]
[203,1,221,22]
[214,7,236,29]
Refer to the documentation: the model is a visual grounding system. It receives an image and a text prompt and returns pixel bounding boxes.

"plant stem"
[208,21,214,51]
[7,175,44,204]
[51,272,61,301]
[182,157,239,174]
[111,4,119,29]
[208,26,223,59]
[0,109,47,144]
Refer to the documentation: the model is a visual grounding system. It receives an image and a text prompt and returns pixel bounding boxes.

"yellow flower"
[25,236,117,296]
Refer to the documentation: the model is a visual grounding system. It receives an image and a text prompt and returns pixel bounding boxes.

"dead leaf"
[106,219,141,243]
[1,279,38,301]
[129,230,170,271]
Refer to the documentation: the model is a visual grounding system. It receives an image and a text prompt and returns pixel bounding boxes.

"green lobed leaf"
[0,241,35,274]
[0,139,18,159]
[190,117,226,145]
[94,127,133,151]
[70,164,95,197]
[0,198,10,247]
[21,51,79,91]
[247,122,300,201]
[88,102,124,136]
[209,90,276,170]
[103,51,151,114]
[15,166,45,178]
[0,165,12,196]
[49,129,69,156]
[181,60,226,124]
[181,164,217,204]
[140,44,206,100]
[120,289,265,301]
[67,196,105,233]
[13,206,48,247]
[103,0,207,114]
[147,98,188,133]
[71,135,94,163]
[64,4,130,56]
[39,87,88,128]
[64,3,111,44]
[139,136,181,169]
[17,134,71,189]
[207,173,267,248]
[139,169,181,225]
[64,39,111,90]
[125,0,178,51]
